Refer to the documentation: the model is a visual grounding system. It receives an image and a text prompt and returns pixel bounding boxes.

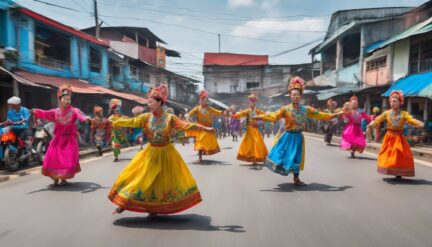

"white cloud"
[231,18,328,39]
[228,0,254,8]
[260,0,279,11]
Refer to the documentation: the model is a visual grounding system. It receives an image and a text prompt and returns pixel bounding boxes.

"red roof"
[14,71,147,105]
[18,8,109,47]
[204,53,269,66]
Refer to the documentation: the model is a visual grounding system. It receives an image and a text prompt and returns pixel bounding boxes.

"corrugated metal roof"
[203,53,269,66]
[367,17,432,53]
[14,71,148,104]
[316,84,359,100]
[383,71,432,98]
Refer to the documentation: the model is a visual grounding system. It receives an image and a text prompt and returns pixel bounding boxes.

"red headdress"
[327,98,334,105]
[148,84,168,103]
[198,90,209,100]
[389,90,404,105]
[350,95,358,102]
[288,76,305,94]
[93,105,103,115]
[57,85,72,99]
[248,93,257,103]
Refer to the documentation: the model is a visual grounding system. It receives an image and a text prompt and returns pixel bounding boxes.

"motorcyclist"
[6,96,33,153]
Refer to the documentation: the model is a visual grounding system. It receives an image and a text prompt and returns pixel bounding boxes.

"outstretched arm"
[112,114,147,128]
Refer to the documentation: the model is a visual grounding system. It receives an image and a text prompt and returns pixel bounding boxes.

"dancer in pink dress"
[32,85,90,186]
[340,95,371,158]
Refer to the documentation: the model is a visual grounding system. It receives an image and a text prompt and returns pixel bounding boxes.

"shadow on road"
[326,144,339,147]
[382,178,432,185]
[26,182,110,194]
[221,147,233,150]
[351,156,377,161]
[191,160,231,166]
[113,214,245,233]
[261,183,353,192]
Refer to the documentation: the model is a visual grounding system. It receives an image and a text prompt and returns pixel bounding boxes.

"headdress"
[389,90,404,105]
[350,95,358,102]
[93,105,103,115]
[148,84,168,103]
[248,93,257,103]
[109,98,122,112]
[198,90,209,100]
[57,85,72,99]
[288,76,305,94]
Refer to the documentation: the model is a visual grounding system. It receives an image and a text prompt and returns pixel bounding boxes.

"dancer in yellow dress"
[109,85,213,215]
[233,93,268,166]
[187,90,223,163]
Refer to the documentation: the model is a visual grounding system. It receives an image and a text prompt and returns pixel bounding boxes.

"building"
[82,26,198,112]
[309,6,418,110]
[203,52,318,109]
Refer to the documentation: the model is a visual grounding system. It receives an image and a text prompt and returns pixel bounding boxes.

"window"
[130,65,139,79]
[246,82,259,89]
[343,33,361,67]
[409,37,432,74]
[366,56,387,71]
[34,24,71,70]
[89,47,101,73]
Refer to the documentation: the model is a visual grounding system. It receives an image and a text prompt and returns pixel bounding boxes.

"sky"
[14,0,429,81]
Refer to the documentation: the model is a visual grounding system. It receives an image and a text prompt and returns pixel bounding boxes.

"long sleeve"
[306,106,333,121]
[361,112,372,123]
[34,109,56,122]
[260,107,285,122]
[233,109,250,119]
[403,111,422,127]
[369,111,387,128]
[113,114,147,128]
[187,106,199,118]
[172,115,202,131]
[209,106,223,116]
[74,108,88,122]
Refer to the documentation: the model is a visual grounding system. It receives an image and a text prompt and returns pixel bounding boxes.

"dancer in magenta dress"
[340,95,371,158]
[32,85,90,186]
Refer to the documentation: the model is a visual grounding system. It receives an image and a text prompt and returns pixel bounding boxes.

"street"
[1,136,432,247]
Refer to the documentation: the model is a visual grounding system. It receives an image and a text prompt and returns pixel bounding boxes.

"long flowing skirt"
[112,128,128,156]
[193,130,220,155]
[340,123,366,153]
[237,126,268,163]
[377,130,415,177]
[266,131,305,176]
[109,143,202,214]
[42,135,81,179]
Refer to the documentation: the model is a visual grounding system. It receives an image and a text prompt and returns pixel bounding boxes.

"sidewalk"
[303,132,432,163]
[0,146,113,183]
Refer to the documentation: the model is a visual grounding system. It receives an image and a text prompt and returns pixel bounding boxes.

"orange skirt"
[377,130,414,177]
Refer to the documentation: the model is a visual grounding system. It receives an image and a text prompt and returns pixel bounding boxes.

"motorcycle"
[33,121,54,160]
[0,121,41,171]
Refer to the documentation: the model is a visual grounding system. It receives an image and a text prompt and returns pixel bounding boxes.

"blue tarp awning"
[383,71,432,98]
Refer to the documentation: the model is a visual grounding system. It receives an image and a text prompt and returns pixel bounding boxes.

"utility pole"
[94,0,100,39]
[218,34,221,53]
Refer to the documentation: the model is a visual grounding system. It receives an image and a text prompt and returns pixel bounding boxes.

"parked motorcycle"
[33,121,54,160]
[0,121,41,171]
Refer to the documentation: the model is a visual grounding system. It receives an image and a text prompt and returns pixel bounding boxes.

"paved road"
[1,136,432,247]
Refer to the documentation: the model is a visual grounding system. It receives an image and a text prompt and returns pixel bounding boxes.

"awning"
[209,98,229,109]
[14,70,148,104]
[316,84,359,100]
[383,71,432,98]
[0,66,50,88]
[367,17,432,54]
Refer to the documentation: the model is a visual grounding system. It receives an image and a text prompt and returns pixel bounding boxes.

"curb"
[0,145,138,184]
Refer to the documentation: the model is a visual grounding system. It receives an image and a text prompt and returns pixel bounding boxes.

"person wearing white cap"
[6,96,32,142]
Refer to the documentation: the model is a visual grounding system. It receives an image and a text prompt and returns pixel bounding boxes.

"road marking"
[304,135,432,168]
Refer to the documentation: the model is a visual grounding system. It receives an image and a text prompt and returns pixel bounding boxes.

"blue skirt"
[266,131,305,176]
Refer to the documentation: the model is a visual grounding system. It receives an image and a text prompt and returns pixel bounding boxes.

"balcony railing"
[36,57,70,70]
[420,58,432,73]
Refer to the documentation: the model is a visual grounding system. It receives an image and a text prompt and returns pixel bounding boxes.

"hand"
[417,122,425,128]
[253,116,262,120]
[85,117,92,123]
[203,126,214,132]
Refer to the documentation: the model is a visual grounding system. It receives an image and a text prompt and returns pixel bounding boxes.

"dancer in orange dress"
[367,90,424,179]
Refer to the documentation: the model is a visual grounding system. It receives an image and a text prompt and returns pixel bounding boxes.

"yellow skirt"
[194,130,220,155]
[237,126,268,162]
[108,143,202,214]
